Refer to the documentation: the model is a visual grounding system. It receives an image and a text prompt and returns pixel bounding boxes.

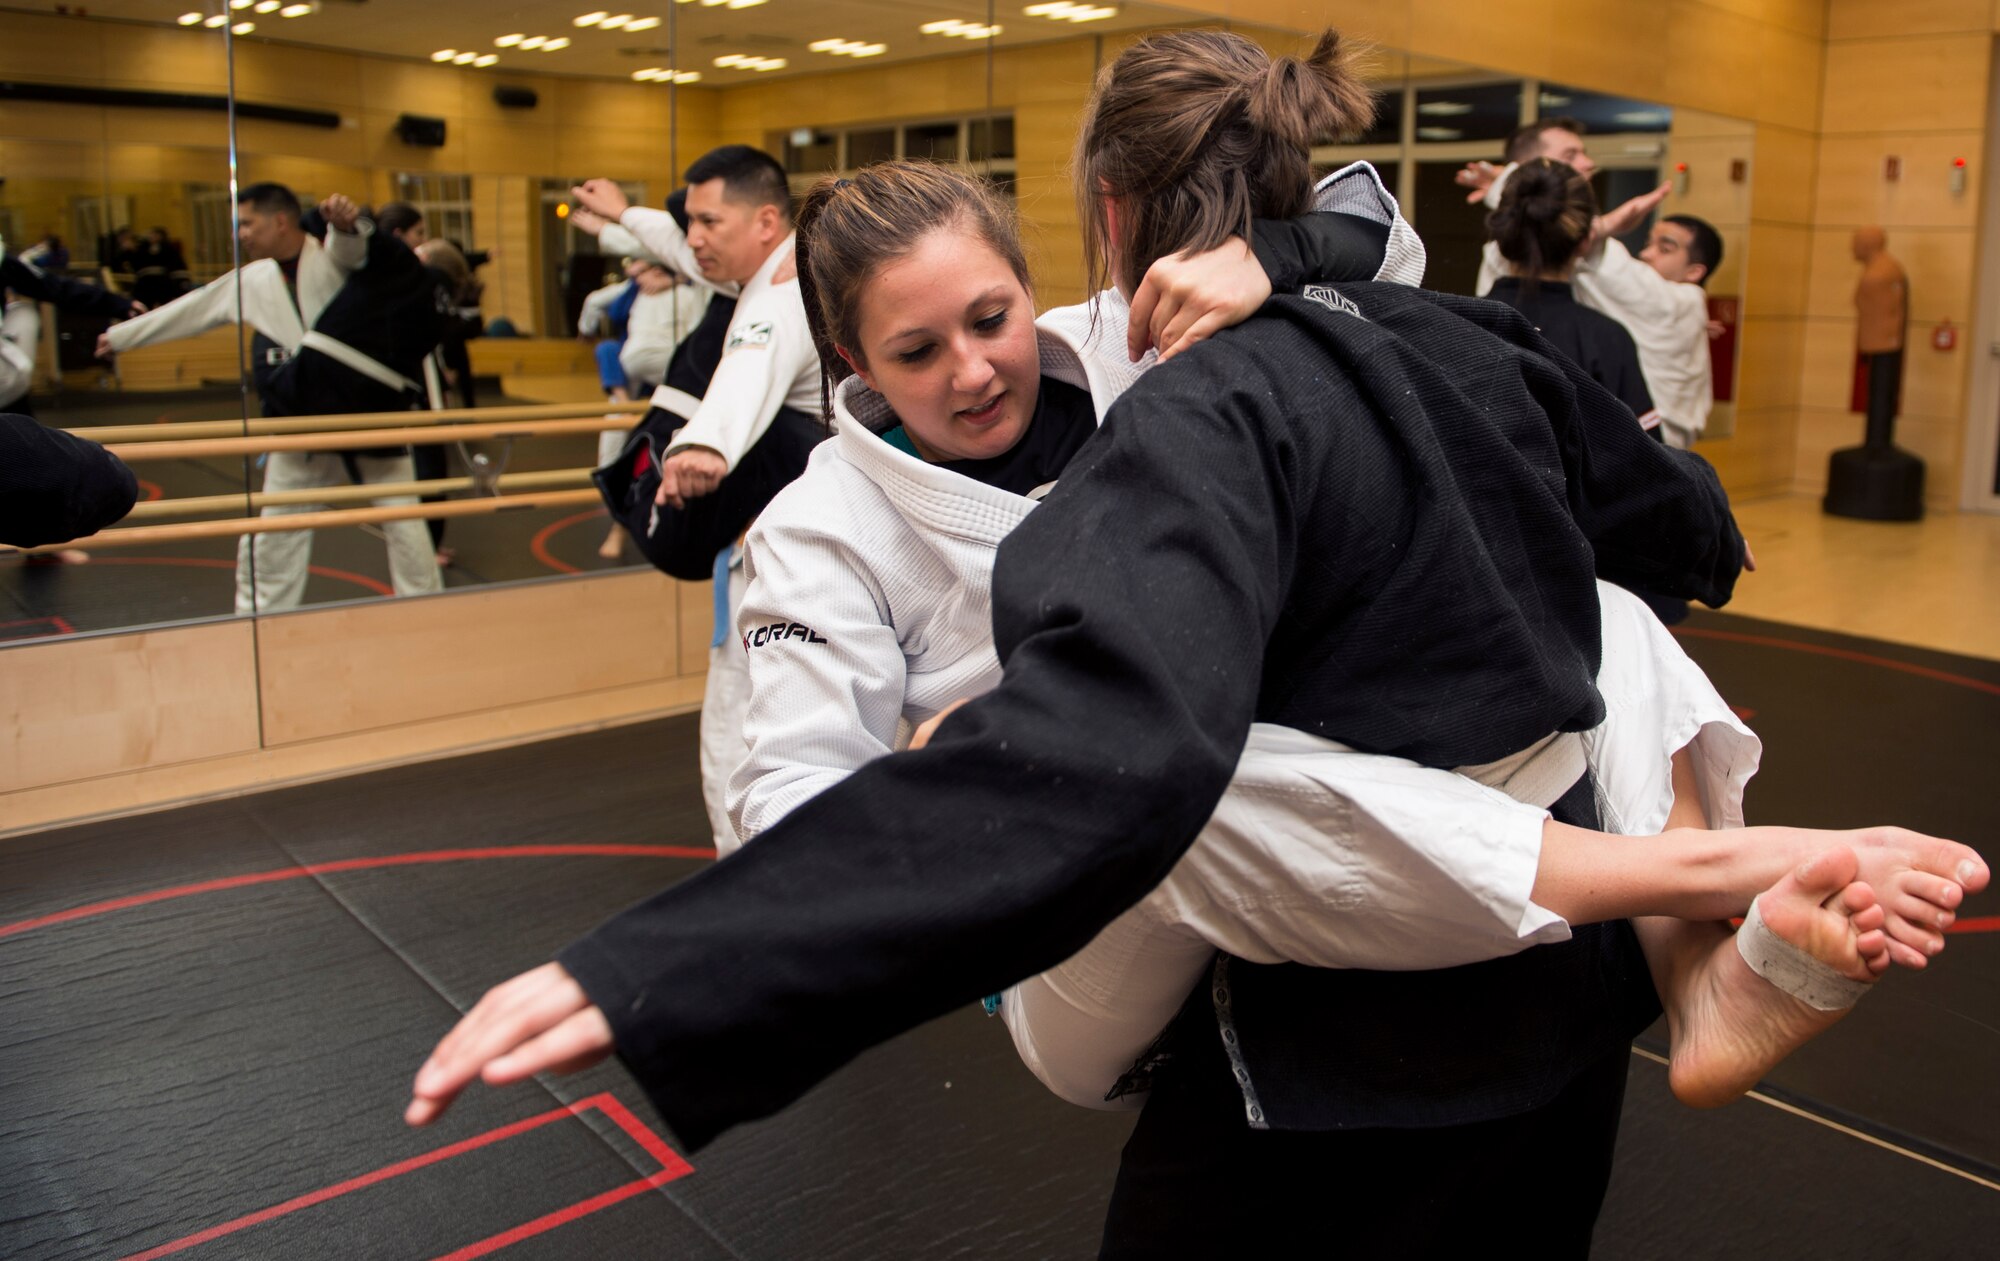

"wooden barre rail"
[68,400,639,445]
[9,489,606,555]
[107,417,631,462]
[123,468,598,519]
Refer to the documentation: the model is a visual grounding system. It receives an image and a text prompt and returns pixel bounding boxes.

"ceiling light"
[543,37,571,50]
[231,20,255,33]
[673,70,700,82]
[432,48,457,61]
[231,0,254,10]
[599,14,632,29]
[714,54,744,66]
[255,0,280,12]
[632,67,658,80]
[203,13,227,26]
[1025,2,1115,19]
[854,43,886,55]
[178,12,202,24]
[575,10,608,24]
[474,54,499,66]
[1613,110,1670,126]
[625,16,661,31]
[728,0,767,7]
[1416,126,1464,140]
[922,19,1001,38]
[809,39,840,51]
[453,51,478,64]
[280,3,312,15]
[519,35,546,48]
[755,57,785,69]
[1416,101,1472,116]
[495,33,523,46]
[700,0,727,6]
[1538,92,1571,107]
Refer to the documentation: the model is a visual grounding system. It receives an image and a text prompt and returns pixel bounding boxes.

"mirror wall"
[0,0,1753,642]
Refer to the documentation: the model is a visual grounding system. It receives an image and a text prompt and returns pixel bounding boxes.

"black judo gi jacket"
[0,413,137,547]
[560,280,1744,1149]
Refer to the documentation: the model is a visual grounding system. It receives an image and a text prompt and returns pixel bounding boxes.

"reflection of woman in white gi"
[726,159,1960,1110]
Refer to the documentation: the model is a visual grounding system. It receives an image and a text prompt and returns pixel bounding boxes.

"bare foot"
[1661,847,1890,1108]
[1846,827,1987,970]
[597,527,624,560]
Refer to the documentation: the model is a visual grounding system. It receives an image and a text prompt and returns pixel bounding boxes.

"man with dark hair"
[571,145,822,853]
[1469,126,1718,450]
[99,182,444,611]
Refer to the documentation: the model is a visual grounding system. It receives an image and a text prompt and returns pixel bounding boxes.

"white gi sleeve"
[102,271,241,352]
[615,207,739,298]
[1,299,39,409]
[661,287,817,469]
[595,222,654,265]
[576,281,625,337]
[1573,238,1714,433]
[322,222,368,273]
[725,506,909,851]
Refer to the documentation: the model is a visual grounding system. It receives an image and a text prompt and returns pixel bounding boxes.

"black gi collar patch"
[1301,285,1365,321]
[727,320,775,350]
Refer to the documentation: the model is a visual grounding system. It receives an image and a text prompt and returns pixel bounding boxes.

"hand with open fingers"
[571,179,632,223]
[405,962,612,1127]
[910,698,971,751]
[1455,161,1501,203]
[320,194,360,234]
[568,206,609,237]
[1127,238,1271,364]
[1593,181,1673,246]
[653,446,728,510]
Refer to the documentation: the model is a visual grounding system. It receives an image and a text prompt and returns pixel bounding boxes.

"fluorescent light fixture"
[231,0,254,10]
[854,43,886,55]
[543,37,571,49]
[599,14,633,29]
[178,12,202,24]
[1025,2,1115,20]
[575,10,608,24]
[727,0,767,7]
[1538,92,1571,107]
[756,57,785,69]
[255,1,281,13]
[231,20,255,33]
[808,39,841,51]
[1613,110,1669,126]
[1416,126,1464,140]
[204,13,227,26]
[519,35,547,48]
[1416,101,1472,116]
[453,51,478,64]
[432,48,457,60]
[673,70,701,82]
[280,3,312,15]
[625,16,661,31]
[474,54,498,66]
[495,33,523,46]
[714,53,745,66]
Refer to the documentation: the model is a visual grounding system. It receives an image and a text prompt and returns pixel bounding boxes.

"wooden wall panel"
[0,619,260,794]
[1743,223,1812,320]
[1828,0,1990,40]
[253,570,687,746]
[1820,38,1991,137]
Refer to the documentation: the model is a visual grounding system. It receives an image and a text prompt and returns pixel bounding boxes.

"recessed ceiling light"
[177,12,202,24]
[432,49,457,61]
[518,35,546,48]
[474,54,498,66]
[1417,101,1472,116]
[728,0,767,7]
[495,33,523,46]
[204,13,228,26]
[231,20,255,33]
[599,13,634,28]
[230,0,254,10]
[280,3,311,14]
[624,16,661,31]
[543,37,571,50]
[1614,110,1670,126]
[1416,126,1464,140]
[574,10,608,24]
[673,70,700,82]
[854,43,886,56]
[255,1,280,13]
[713,54,744,66]
[453,51,478,64]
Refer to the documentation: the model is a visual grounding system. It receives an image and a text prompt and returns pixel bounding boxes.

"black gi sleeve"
[1247,212,1390,290]
[666,187,691,233]
[559,359,1294,1150]
[2,255,138,320]
[1600,322,1657,427]
[0,414,139,547]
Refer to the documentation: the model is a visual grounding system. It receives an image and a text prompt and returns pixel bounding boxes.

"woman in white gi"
[727,155,1976,1112]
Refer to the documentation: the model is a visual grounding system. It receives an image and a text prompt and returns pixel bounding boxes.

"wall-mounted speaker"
[492,85,539,110]
[395,113,447,147]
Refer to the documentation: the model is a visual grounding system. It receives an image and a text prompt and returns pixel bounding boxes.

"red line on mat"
[116,1092,692,1261]
[1672,625,2000,698]
[528,507,607,575]
[0,845,716,941]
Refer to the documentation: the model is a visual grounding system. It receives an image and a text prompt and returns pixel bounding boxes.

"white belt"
[648,384,704,423]
[1242,725,1587,813]
[300,330,422,396]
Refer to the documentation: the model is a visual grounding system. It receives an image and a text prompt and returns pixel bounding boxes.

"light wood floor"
[1720,495,2000,661]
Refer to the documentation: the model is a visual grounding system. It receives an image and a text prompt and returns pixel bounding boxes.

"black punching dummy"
[1825,225,1924,520]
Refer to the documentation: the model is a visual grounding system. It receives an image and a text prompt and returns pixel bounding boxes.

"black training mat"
[2,610,1996,1257]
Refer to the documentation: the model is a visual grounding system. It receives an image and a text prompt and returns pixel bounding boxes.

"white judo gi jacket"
[103,226,366,361]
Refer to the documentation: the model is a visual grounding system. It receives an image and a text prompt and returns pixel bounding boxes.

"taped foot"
[1665,847,1887,1108]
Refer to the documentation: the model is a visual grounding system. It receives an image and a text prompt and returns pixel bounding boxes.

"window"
[392,172,474,248]
[770,114,1018,196]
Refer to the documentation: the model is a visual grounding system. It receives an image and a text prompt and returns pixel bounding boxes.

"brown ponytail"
[794,162,1030,422]
[1485,157,1598,297]
[1075,27,1377,301]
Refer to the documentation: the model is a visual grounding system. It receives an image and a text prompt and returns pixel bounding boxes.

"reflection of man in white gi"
[1466,118,1717,448]
[99,184,443,612]
[572,147,820,851]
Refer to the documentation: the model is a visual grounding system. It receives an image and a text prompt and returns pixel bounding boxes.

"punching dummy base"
[1823,444,1924,521]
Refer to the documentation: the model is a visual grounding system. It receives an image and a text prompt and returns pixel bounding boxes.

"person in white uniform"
[569,147,822,852]
[98,183,444,613]
[1467,117,1717,449]
[731,158,1975,1111]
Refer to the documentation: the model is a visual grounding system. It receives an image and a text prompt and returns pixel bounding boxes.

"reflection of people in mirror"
[97,184,445,612]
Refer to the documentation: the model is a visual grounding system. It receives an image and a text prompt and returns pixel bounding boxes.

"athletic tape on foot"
[1735,895,1873,1012]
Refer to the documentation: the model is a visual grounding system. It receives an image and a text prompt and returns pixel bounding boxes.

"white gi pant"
[999,582,1760,1110]
[699,552,750,851]
[235,450,445,614]
[1,299,40,411]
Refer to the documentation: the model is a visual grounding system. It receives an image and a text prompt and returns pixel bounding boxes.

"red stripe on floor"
[529,508,607,575]
[0,844,716,941]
